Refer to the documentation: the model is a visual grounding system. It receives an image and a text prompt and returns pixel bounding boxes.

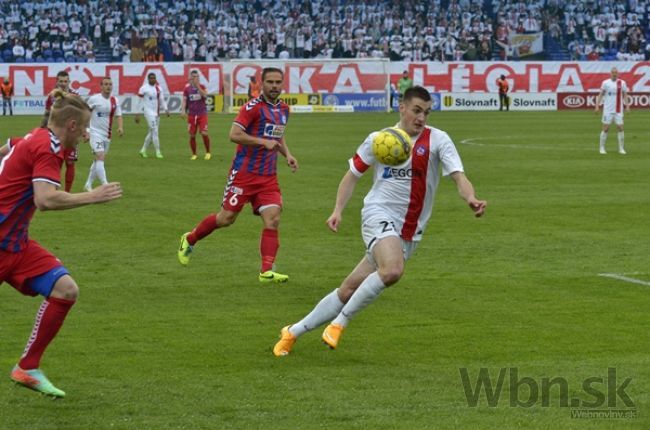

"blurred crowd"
[0,0,648,63]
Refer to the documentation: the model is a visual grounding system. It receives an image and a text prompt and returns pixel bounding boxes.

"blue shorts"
[25,266,70,297]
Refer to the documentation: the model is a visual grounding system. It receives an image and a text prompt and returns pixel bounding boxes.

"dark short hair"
[262,67,284,81]
[147,72,156,78]
[500,74,505,79]
[56,70,69,79]
[402,86,431,103]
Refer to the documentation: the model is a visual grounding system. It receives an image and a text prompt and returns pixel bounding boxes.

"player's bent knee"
[377,265,404,286]
[50,275,79,301]
[217,210,238,227]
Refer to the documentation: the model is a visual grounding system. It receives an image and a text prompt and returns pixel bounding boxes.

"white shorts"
[361,215,418,266]
[89,134,110,154]
[144,112,159,130]
[602,112,623,126]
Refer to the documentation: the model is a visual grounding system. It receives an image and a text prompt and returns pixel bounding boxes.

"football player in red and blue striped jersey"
[178,67,298,284]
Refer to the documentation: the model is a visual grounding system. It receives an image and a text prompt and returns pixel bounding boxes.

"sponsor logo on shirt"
[382,167,423,179]
[189,93,202,101]
[263,123,285,139]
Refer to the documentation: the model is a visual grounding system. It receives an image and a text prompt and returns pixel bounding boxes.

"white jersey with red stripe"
[137,83,167,116]
[600,78,627,114]
[349,125,464,242]
[87,93,121,140]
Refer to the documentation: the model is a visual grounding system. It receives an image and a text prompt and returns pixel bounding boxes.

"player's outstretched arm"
[33,181,122,211]
[327,170,360,232]
[450,171,486,217]
[0,143,9,160]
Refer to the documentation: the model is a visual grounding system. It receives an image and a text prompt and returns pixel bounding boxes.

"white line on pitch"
[598,273,650,287]
[459,137,592,151]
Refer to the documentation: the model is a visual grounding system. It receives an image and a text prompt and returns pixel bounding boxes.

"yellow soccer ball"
[371,127,412,165]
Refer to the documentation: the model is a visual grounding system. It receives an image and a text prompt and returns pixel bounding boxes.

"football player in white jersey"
[84,77,123,191]
[273,86,487,356]
[595,67,630,154]
[135,73,169,159]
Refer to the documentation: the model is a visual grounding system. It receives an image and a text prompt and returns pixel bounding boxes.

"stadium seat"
[15,57,25,63]
[52,49,63,59]
[42,49,53,58]
[55,57,65,62]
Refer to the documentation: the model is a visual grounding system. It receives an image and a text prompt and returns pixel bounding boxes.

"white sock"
[85,161,96,188]
[153,132,161,153]
[141,133,151,152]
[332,272,386,328]
[289,289,344,337]
[617,131,624,151]
[599,131,608,151]
[95,160,108,185]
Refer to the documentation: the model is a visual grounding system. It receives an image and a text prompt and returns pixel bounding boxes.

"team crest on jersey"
[264,123,285,138]
[416,146,426,156]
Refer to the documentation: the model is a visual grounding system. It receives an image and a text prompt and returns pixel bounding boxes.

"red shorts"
[188,114,208,135]
[222,172,282,215]
[0,240,63,296]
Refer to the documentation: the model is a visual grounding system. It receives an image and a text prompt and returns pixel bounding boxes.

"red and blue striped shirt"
[231,96,290,177]
[0,128,63,252]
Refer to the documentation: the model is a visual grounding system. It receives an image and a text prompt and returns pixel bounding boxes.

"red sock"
[187,213,218,245]
[190,136,197,155]
[260,228,279,272]
[202,134,211,153]
[19,297,75,370]
[64,162,75,192]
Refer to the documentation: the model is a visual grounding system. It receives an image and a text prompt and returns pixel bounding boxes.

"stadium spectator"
[497,74,510,111]
[272,86,486,356]
[1,77,13,116]
[0,91,122,398]
[0,0,647,63]
[178,67,299,284]
[247,75,261,100]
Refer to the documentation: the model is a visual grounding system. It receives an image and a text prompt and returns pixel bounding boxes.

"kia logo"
[564,95,585,108]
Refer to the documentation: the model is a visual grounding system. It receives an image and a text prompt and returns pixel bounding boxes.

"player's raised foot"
[259,270,289,284]
[204,153,211,160]
[322,323,344,349]
[273,325,297,357]
[139,150,148,158]
[599,148,607,155]
[10,366,65,398]
[178,232,193,265]
[190,154,198,160]
[156,151,164,159]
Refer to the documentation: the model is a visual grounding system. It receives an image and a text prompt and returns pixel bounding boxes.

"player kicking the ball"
[178,67,298,283]
[273,86,486,355]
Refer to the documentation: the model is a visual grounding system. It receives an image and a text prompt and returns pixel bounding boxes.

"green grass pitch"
[0,110,648,429]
